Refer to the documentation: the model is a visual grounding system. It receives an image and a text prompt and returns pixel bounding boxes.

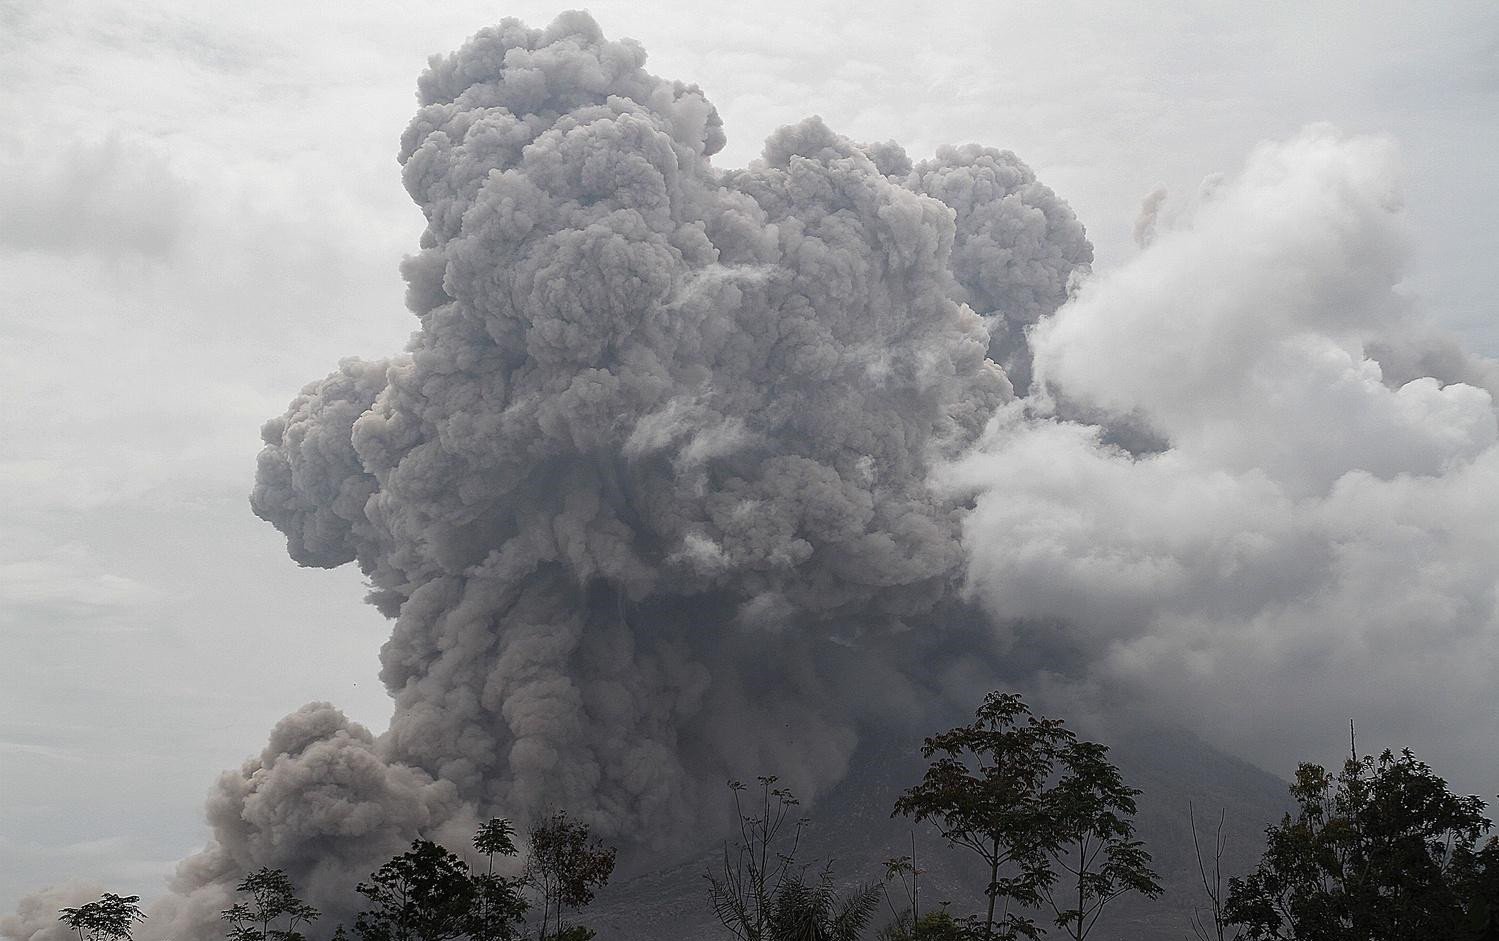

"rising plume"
[10,12,1497,941]
[103,11,1091,937]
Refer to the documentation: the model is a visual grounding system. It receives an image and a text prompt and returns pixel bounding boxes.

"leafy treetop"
[1226,747,1496,941]
[58,894,146,941]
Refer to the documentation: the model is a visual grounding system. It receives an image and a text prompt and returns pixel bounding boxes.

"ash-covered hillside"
[584,723,1291,940]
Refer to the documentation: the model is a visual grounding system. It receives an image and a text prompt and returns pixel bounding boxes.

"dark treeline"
[61,693,1499,941]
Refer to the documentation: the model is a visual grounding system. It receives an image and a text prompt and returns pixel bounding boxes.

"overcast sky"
[3,0,1498,912]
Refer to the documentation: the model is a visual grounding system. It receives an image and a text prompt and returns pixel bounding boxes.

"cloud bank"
[953,127,1499,779]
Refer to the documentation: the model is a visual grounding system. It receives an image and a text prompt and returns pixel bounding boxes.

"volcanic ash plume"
[6,12,1497,941]
[113,12,1091,938]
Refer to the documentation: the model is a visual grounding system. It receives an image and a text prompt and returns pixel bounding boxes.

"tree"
[877,842,926,941]
[476,819,519,868]
[523,811,616,941]
[894,693,1158,941]
[221,868,320,941]
[708,776,811,941]
[472,819,529,941]
[892,692,1072,940]
[1034,739,1161,939]
[1225,747,1495,940]
[58,894,146,941]
[1459,836,1499,939]
[354,840,478,941]
[877,909,973,941]
[767,864,882,941]
[705,775,886,941]
[1186,802,1241,941]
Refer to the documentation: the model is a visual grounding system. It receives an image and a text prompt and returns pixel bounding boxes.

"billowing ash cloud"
[120,12,1090,938]
[12,13,1496,941]
[904,145,1092,393]
[1,883,106,941]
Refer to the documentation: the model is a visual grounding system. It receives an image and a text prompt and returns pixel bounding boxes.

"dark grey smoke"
[82,12,1092,939]
[10,16,1491,941]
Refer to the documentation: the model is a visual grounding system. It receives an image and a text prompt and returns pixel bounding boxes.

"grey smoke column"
[128,11,1095,934]
[905,145,1092,393]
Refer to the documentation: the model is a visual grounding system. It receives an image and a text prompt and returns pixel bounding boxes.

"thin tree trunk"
[1076,845,1085,940]
[911,830,919,940]
[985,838,1000,940]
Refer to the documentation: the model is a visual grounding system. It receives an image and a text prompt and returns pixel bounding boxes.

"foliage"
[351,823,528,941]
[893,693,1158,941]
[58,894,146,941]
[1033,740,1161,939]
[221,868,320,941]
[878,843,986,940]
[523,811,616,941]
[708,777,811,941]
[891,692,1068,940]
[877,909,976,941]
[706,776,882,941]
[1225,747,1495,940]
[471,867,527,941]
[767,864,881,941]
[354,840,479,941]
[471,819,528,941]
[1461,837,1499,939]
[877,850,923,940]
[475,819,520,863]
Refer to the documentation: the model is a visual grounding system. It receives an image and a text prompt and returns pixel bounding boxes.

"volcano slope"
[582,721,1291,940]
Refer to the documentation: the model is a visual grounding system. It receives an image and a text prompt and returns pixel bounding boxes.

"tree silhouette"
[354,840,477,941]
[470,819,528,941]
[523,811,616,940]
[892,692,1071,940]
[1186,802,1240,941]
[708,776,811,941]
[58,894,145,941]
[1461,836,1499,938]
[1034,740,1160,939]
[768,864,881,941]
[877,909,972,941]
[894,692,1158,941]
[1226,747,1495,940]
[221,868,319,941]
[475,819,519,867]
[877,842,923,940]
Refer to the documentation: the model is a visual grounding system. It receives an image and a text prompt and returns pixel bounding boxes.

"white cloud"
[954,129,1499,793]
